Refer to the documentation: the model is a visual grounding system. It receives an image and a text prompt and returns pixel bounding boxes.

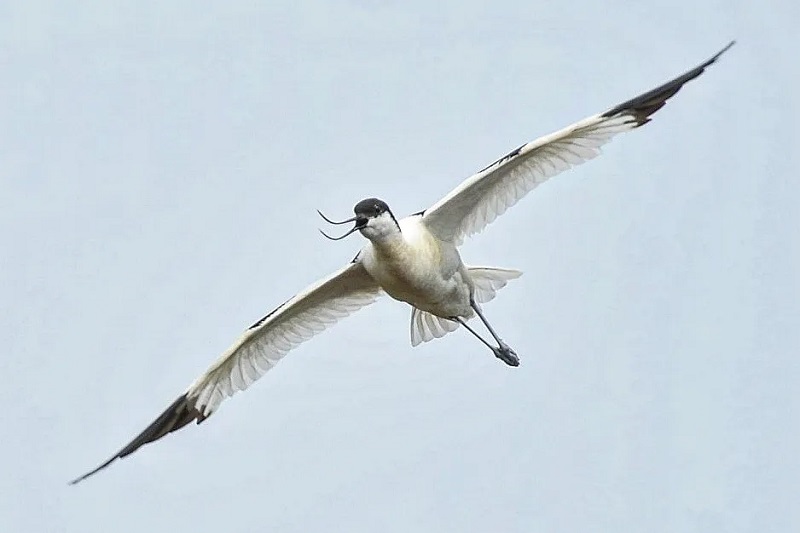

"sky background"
[2,1,798,532]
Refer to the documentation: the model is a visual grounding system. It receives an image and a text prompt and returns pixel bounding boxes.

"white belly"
[360,217,473,318]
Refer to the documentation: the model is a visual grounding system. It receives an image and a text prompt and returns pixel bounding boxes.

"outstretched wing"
[70,261,382,484]
[422,41,734,245]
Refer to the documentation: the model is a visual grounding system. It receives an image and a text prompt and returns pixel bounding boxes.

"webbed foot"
[492,343,520,367]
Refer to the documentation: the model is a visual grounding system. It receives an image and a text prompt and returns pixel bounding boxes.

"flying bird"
[70,41,734,484]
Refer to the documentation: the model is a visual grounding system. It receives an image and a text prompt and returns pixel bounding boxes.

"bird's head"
[317,198,400,242]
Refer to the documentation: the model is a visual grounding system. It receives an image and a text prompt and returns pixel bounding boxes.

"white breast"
[360,216,472,317]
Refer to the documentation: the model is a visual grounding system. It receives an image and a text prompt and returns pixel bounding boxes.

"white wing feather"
[423,115,632,245]
[422,41,734,245]
[70,261,381,484]
[410,307,459,346]
[188,261,381,416]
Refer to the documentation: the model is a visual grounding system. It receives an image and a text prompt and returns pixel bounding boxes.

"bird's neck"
[368,231,405,254]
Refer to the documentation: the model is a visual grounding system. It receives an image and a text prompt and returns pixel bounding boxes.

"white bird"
[70,41,734,484]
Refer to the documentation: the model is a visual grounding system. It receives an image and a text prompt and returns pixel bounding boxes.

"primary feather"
[422,41,734,245]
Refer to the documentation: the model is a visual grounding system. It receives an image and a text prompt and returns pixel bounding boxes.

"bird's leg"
[454,317,496,351]
[454,310,520,367]
[470,300,520,367]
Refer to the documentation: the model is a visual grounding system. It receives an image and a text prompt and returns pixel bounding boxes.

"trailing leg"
[453,314,520,367]
[469,300,520,367]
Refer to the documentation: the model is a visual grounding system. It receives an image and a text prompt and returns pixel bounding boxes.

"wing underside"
[70,261,381,484]
[422,41,734,245]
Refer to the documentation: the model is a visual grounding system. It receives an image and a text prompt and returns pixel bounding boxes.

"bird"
[70,41,734,484]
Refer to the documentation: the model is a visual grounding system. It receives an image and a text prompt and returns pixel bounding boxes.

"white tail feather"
[409,266,522,346]
[468,266,522,303]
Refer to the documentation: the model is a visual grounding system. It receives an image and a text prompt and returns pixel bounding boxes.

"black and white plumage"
[70,41,734,485]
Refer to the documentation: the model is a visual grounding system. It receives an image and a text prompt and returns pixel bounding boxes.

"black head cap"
[354,198,391,218]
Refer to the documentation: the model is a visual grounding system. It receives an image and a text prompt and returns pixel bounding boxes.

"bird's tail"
[409,266,522,346]
[466,266,522,304]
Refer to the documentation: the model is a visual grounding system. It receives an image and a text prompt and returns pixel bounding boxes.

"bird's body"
[70,41,735,485]
[359,214,471,318]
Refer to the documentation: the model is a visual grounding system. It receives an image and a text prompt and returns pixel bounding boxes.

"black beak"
[317,210,366,241]
[316,210,357,225]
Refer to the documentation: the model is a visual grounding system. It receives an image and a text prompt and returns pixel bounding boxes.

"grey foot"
[493,344,520,367]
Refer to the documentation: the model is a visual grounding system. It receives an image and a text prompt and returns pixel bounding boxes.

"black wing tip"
[68,393,205,486]
[68,458,116,485]
[601,40,736,125]
[713,40,737,61]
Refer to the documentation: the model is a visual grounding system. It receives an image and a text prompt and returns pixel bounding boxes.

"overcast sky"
[2,1,798,532]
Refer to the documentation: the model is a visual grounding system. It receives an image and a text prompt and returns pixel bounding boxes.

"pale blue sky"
[2,1,798,532]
